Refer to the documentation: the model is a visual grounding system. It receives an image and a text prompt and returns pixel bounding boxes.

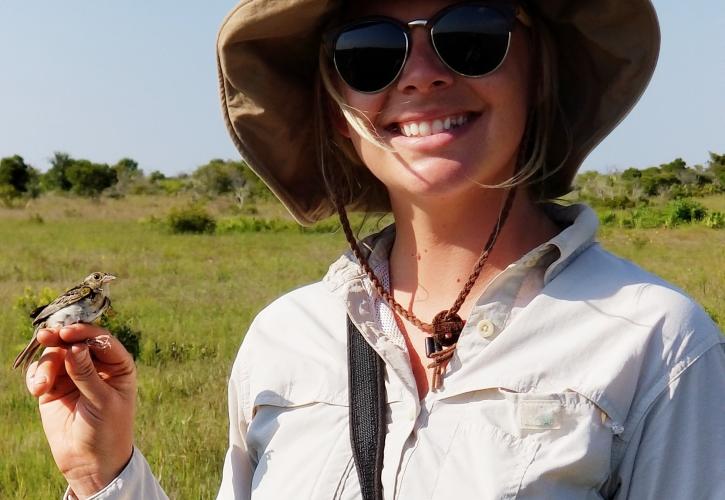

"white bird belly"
[44,298,105,327]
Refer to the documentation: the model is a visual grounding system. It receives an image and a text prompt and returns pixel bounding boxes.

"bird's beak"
[103,275,117,283]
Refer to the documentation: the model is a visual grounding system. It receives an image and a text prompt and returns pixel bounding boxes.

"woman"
[26,0,725,498]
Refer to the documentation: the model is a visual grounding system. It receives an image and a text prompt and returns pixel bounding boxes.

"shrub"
[100,314,142,361]
[66,160,118,197]
[600,195,636,210]
[142,341,217,365]
[599,212,617,226]
[703,211,724,229]
[167,205,217,234]
[0,155,37,196]
[629,207,666,229]
[14,286,59,318]
[665,199,707,226]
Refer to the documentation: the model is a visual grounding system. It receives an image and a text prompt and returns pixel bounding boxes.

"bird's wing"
[29,303,50,319]
[32,285,94,326]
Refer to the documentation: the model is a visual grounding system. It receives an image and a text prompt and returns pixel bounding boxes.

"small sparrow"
[13,272,117,371]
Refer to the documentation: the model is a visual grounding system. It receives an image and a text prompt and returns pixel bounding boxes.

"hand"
[26,323,137,498]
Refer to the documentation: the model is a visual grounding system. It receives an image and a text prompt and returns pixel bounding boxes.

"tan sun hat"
[216,0,660,225]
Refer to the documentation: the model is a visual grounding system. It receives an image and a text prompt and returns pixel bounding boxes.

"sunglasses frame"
[324,1,532,94]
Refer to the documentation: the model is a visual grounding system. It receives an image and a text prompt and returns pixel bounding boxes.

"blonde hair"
[314,8,572,209]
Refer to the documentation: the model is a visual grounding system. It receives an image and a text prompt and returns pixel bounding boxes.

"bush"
[66,160,118,197]
[142,341,217,365]
[14,286,59,318]
[167,205,217,234]
[665,199,707,226]
[703,211,724,229]
[0,155,38,196]
[600,195,636,210]
[599,212,617,226]
[100,314,142,361]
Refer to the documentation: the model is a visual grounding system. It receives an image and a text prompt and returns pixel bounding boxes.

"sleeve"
[612,342,725,500]
[63,447,169,500]
[216,349,254,500]
[63,349,255,500]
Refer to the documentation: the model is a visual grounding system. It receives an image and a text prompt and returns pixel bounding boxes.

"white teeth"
[397,114,469,137]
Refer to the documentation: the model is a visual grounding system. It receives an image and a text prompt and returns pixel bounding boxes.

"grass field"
[1,194,723,498]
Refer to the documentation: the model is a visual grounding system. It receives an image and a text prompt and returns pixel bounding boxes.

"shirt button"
[477,319,495,338]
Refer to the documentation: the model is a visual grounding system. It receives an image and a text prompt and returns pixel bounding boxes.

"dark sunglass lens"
[432,5,512,77]
[334,21,407,92]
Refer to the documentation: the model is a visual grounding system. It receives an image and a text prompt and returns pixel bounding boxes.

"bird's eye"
[93,273,101,279]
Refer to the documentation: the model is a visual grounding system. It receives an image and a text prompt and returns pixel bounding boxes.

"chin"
[387,155,513,199]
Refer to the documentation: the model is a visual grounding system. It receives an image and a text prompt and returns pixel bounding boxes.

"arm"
[216,351,254,499]
[611,343,725,499]
[26,324,168,500]
[63,447,168,500]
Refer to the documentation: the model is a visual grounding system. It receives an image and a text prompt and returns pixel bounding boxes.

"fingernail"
[33,375,47,386]
[71,344,88,359]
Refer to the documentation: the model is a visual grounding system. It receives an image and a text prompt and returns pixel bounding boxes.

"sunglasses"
[324,2,531,94]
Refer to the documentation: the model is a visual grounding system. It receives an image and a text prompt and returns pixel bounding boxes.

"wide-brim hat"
[217,0,660,225]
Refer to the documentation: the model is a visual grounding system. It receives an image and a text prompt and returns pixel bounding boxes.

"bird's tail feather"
[13,331,42,371]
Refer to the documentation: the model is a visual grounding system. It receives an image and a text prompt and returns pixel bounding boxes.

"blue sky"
[1,0,723,175]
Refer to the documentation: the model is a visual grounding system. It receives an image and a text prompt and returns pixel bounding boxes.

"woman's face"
[337,0,533,205]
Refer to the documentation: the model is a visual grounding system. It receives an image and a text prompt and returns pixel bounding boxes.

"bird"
[13,272,117,371]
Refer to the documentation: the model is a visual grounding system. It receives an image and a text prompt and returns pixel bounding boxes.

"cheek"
[340,87,388,133]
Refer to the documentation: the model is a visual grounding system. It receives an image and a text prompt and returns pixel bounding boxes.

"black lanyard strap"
[347,316,387,500]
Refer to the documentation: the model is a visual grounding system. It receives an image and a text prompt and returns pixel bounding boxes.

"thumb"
[66,344,108,408]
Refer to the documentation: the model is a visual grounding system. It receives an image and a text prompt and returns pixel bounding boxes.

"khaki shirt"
[69,204,725,500]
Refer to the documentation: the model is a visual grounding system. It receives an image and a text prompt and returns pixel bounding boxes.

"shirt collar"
[323,203,599,292]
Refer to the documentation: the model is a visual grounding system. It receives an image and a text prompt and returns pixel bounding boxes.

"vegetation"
[0,150,723,498]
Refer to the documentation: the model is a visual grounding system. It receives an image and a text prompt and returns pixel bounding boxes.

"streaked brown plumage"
[13,272,116,371]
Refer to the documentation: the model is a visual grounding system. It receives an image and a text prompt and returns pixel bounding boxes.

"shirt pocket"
[430,419,540,500]
[428,388,614,499]
[501,389,615,498]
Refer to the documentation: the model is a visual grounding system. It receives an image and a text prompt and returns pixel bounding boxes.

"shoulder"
[543,243,723,425]
[230,280,350,416]
[242,279,348,358]
[555,243,719,341]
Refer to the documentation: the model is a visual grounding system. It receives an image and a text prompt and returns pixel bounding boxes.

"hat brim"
[217,0,660,224]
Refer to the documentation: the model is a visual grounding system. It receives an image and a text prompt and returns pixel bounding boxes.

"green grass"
[0,195,722,498]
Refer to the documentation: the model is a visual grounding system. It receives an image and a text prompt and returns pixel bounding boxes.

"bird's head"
[83,272,117,290]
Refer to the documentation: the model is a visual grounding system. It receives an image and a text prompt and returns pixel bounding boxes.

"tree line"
[0,152,272,204]
[1,151,723,207]
[574,152,725,208]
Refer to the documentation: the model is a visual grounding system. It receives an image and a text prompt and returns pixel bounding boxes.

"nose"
[395,27,454,94]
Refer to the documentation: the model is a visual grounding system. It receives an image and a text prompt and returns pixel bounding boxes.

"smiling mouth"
[387,112,480,138]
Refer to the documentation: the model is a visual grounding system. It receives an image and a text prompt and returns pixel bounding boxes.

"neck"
[387,188,560,323]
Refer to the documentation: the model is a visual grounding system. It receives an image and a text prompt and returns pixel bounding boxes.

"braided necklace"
[336,188,517,390]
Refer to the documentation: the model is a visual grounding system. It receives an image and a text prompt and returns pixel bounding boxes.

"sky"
[0,0,723,176]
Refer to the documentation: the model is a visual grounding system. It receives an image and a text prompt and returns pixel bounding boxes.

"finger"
[57,323,109,343]
[59,324,133,366]
[25,360,39,394]
[36,328,65,347]
[64,343,109,408]
[38,373,79,404]
[29,347,67,397]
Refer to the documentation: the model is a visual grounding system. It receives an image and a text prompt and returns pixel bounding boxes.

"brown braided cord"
[336,203,433,333]
[336,188,517,389]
